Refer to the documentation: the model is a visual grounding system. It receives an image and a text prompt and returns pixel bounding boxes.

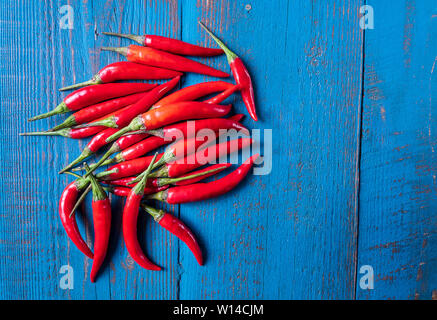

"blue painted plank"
[356,0,436,300]
[178,0,364,299]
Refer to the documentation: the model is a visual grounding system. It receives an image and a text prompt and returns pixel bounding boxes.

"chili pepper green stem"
[59,147,94,174]
[146,165,168,178]
[69,184,92,218]
[49,115,77,131]
[141,204,164,222]
[28,102,69,121]
[84,143,120,178]
[132,153,158,195]
[73,116,118,129]
[96,169,118,179]
[64,171,83,179]
[101,46,129,57]
[105,116,144,144]
[198,22,237,63]
[145,189,167,201]
[19,128,71,138]
[59,75,103,92]
[127,150,174,185]
[102,32,146,45]
[84,163,107,201]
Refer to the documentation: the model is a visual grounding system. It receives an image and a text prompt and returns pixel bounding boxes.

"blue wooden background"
[0,0,435,300]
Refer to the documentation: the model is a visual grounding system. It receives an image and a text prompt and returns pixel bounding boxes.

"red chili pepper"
[77,76,180,130]
[228,114,245,122]
[101,45,229,78]
[60,62,182,91]
[58,179,93,259]
[199,22,258,121]
[142,205,203,265]
[103,32,223,57]
[122,153,161,270]
[97,153,164,181]
[204,84,240,104]
[107,164,231,188]
[111,185,168,198]
[147,154,258,204]
[50,92,149,131]
[105,102,232,144]
[152,81,234,109]
[84,164,111,283]
[28,82,157,121]
[149,138,253,178]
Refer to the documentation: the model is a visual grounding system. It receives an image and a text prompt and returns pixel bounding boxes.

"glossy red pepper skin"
[90,198,111,283]
[98,154,164,180]
[103,32,223,57]
[102,45,229,78]
[60,62,182,91]
[150,138,253,178]
[59,181,93,259]
[140,102,232,131]
[142,205,203,265]
[159,213,203,265]
[64,83,156,111]
[153,81,234,109]
[105,102,232,144]
[115,136,167,163]
[204,84,240,104]
[29,82,157,121]
[112,185,168,197]
[89,77,180,129]
[150,154,258,204]
[51,92,148,131]
[199,22,258,121]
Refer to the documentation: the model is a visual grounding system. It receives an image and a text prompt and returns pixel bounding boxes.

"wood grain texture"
[356,0,436,300]
[0,0,435,300]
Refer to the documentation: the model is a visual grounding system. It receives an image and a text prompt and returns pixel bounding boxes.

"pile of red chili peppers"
[21,22,260,283]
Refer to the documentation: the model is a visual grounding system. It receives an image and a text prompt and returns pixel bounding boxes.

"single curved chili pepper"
[97,153,164,181]
[28,82,157,121]
[204,84,240,104]
[105,102,232,143]
[101,45,229,78]
[149,138,253,178]
[110,185,168,197]
[147,154,258,204]
[142,205,203,265]
[50,92,148,131]
[103,32,223,57]
[108,164,231,188]
[60,62,182,91]
[152,81,234,109]
[122,153,161,270]
[76,76,180,130]
[199,22,258,121]
[59,178,93,259]
[84,164,112,283]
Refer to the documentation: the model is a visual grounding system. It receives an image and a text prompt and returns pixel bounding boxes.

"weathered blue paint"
[0,0,434,300]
